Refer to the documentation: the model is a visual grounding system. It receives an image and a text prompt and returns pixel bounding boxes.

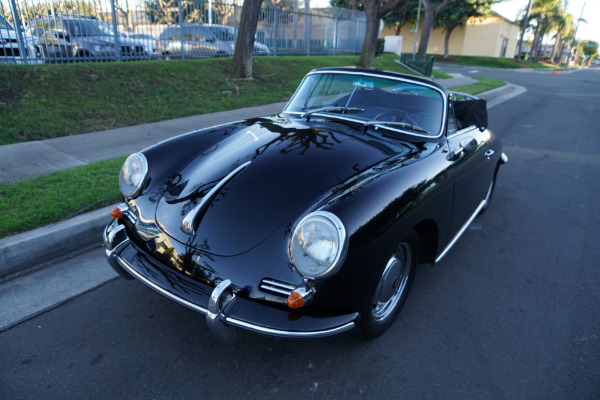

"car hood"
[0,29,38,44]
[151,116,422,256]
[73,35,114,46]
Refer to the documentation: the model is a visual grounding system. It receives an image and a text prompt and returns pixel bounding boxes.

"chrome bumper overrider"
[103,220,357,341]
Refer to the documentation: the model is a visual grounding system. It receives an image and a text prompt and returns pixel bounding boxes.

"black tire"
[359,231,419,338]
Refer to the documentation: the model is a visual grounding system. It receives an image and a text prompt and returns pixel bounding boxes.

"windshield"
[284,72,445,136]
[206,26,235,41]
[64,19,111,37]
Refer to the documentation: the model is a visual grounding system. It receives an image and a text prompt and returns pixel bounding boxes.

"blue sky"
[493,0,598,43]
[311,0,599,43]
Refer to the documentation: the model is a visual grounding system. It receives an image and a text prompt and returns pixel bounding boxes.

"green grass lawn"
[0,54,506,239]
[0,156,126,238]
[0,54,420,145]
[449,77,506,95]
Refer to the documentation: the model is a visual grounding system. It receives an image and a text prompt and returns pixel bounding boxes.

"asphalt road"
[1,67,599,400]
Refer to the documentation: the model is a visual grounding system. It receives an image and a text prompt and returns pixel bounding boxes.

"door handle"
[485,149,495,159]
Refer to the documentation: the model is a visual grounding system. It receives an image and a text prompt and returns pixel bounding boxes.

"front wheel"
[359,232,418,338]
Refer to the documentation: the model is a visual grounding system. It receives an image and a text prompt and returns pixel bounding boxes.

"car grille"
[259,278,295,297]
[121,45,144,55]
[0,47,19,57]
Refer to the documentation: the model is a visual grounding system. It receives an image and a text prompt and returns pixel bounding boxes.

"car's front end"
[104,209,358,340]
[0,16,42,64]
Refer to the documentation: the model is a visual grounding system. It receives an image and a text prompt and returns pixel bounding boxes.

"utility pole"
[568,1,586,64]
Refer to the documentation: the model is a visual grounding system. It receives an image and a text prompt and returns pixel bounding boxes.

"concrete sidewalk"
[0,73,481,184]
[0,74,526,281]
[0,102,288,184]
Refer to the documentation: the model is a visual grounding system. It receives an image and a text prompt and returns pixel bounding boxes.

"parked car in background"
[122,32,158,57]
[157,23,234,59]
[25,16,146,62]
[95,22,154,60]
[1,14,42,64]
[104,67,507,342]
[204,24,270,55]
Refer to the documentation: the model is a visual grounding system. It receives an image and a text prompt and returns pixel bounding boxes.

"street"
[1,67,599,400]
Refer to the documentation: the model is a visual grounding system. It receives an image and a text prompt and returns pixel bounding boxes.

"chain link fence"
[0,0,366,64]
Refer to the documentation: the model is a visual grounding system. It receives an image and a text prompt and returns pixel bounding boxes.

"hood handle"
[181,161,251,235]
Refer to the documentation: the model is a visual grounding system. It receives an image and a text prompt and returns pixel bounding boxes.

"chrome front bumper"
[103,219,357,341]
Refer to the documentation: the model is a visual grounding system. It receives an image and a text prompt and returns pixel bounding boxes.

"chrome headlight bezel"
[288,211,347,280]
[119,153,148,198]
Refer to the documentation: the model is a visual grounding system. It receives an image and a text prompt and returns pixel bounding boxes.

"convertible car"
[104,67,507,341]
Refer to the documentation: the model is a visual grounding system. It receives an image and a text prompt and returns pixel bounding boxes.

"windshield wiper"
[364,121,430,135]
[302,106,364,120]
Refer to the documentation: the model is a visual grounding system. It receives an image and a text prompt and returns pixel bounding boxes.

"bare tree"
[417,0,453,55]
[358,0,408,68]
[231,0,263,78]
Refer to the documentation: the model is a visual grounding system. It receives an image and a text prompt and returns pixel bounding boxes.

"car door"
[192,27,218,57]
[446,95,496,239]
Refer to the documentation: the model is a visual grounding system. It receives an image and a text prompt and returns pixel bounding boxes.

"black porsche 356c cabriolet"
[104,67,507,341]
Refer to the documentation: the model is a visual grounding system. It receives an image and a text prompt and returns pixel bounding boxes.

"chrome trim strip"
[225,317,356,339]
[113,255,356,339]
[447,125,478,139]
[260,286,292,296]
[181,161,251,234]
[260,278,296,296]
[261,278,296,290]
[115,256,209,315]
[435,199,486,263]
[450,91,480,100]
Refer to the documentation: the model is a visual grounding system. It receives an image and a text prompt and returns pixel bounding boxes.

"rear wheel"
[359,232,418,338]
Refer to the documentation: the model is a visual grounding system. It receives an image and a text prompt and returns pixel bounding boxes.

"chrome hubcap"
[371,243,411,321]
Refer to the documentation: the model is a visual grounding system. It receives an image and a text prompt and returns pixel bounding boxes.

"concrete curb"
[0,205,115,281]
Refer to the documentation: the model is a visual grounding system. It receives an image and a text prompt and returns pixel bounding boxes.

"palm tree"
[549,6,573,63]
[528,0,561,62]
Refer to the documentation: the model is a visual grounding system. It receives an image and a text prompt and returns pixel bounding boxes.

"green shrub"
[376,38,385,56]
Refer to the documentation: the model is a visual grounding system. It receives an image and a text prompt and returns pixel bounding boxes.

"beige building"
[381,12,521,58]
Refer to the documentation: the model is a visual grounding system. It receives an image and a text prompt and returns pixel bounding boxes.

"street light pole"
[569,1,587,64]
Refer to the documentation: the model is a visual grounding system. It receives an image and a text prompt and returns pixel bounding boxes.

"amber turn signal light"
[111,207,123,219]
[287,291,304,309]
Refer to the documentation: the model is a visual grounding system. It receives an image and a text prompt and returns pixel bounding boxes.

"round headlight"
[119,153,148,198]
[288,211,347,279]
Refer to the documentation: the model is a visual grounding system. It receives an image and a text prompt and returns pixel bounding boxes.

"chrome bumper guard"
[103,220,357,341]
